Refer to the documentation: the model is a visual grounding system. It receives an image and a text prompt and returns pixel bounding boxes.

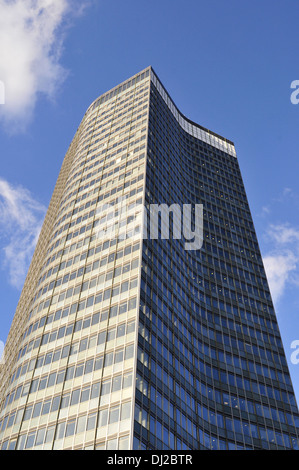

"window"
[65,419,76,437]
[121,402,131,420]
[109,406,120,424]
[98,409,108,427]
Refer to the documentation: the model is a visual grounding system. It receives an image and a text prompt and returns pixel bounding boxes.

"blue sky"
[1,0,299,401]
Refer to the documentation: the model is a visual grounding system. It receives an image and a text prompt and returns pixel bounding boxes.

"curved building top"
[87,66,236,158]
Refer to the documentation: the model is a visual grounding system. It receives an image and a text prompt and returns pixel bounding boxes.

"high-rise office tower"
[0,67,298,451]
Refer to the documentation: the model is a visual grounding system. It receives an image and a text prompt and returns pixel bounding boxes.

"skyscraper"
[0,66,298,450]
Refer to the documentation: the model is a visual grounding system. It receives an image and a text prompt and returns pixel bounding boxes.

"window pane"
[112,375,122,392]
[87,413,97,431]
[76,416,87,434]
[35,428,46,447]
[98,409,108,427]
[65,420,76,437]
[25,432,36,449]
[109,406,120,424]
[70,389,80,406]
[121,402,131,420]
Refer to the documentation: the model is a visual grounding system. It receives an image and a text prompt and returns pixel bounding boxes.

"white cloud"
[263,252,298,304]
[0,0,87,132]
[268,224,299,245]
[0,178,46,289]
[262,223,299,304]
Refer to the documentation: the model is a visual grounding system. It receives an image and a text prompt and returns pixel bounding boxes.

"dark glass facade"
[133,69,299,450]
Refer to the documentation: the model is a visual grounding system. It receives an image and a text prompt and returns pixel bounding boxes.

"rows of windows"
[65,93,148,177]
[50,169,143,248]
[30,239,140,320]
[2,402,132,450]
[135,411,297,450]
[136,365,297,435]
[140,259,296,409]
[56,132,146,226]
[28,272,138,330]
[142,281,282,362]
[55,160,145,234]
[136,357,298,450]
[0,72,151,450]
[91,69,150,111]
[142,251,278,337]
[38,237,140,295]
[62,131,146,206]
[138,316,291,393]
[4,328,135,413]
[70,120,147,173]
[148,89,250,207]
[1,367,134,449]
[138,326,296,416]
[45,157,145,259]
[11,323,134,390]
[77,100,148,166]
[31,248,139,316]
[17,295,137,364]
[131,80,299,450]
[13,372,132,426]
[141,263,282,366]
[68,117,147,188]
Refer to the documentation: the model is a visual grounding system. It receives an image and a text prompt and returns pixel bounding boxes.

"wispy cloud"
[0,0,88,133]
[263,223,299,304]
[0,178,46,289]
[258,187,299,219]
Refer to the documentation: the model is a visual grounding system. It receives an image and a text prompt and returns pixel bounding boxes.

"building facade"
[0,67,298,450]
